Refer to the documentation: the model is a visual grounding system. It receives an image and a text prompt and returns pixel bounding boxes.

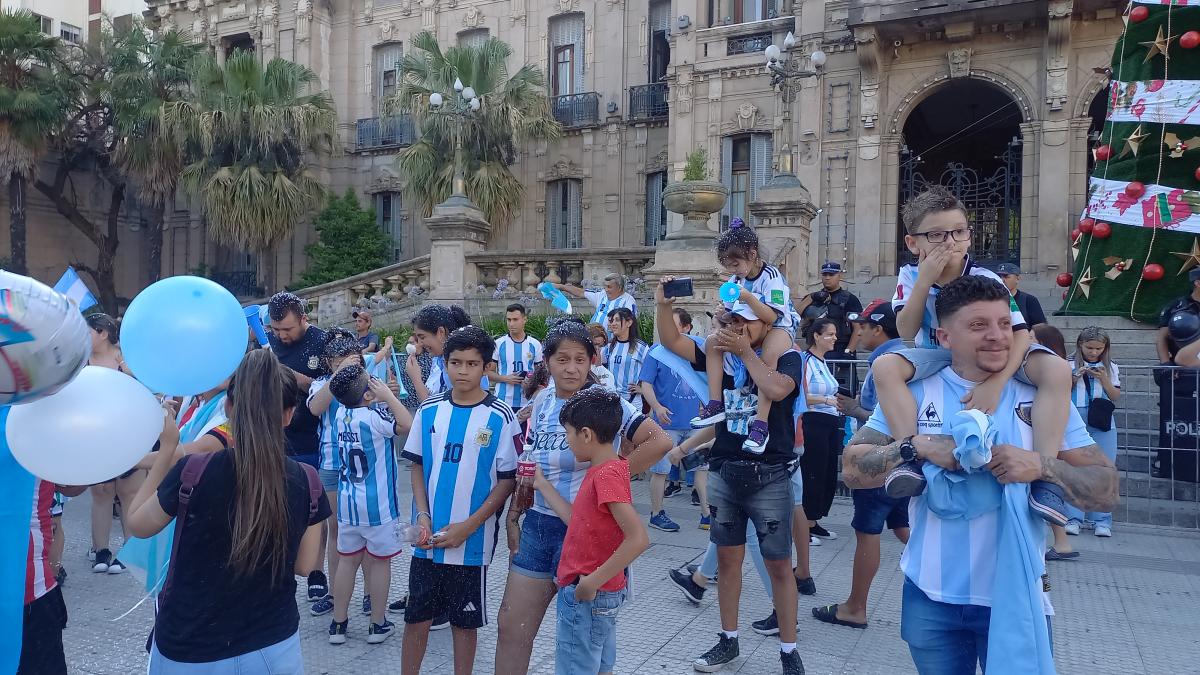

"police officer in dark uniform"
[798,261,863,390]
[1155,268,1200,480]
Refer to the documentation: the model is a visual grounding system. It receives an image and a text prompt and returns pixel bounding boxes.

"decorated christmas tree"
[1063,1,1200,321]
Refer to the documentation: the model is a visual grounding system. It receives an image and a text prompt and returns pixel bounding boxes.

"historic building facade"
[9,0,1124,302]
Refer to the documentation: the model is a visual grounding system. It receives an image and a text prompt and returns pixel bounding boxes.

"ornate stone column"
[750,174,818,290]
[424,197,490,301]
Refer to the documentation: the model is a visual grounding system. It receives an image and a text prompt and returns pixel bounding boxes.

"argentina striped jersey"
[602,340,648,407]
[308,376,342,471]
[402,392,520,566]
[493,335,543,409]
[335,403,401,527]
[892,258,1028,348]
[726,265,794,329]
[584,290,638,331]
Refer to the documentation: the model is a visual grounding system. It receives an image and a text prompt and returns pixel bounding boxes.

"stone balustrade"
[466,247,656,296]
[290,255,432,325]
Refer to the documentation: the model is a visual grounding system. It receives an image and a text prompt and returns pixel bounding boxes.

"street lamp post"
[762,32,826,187]
[428,77,482,206]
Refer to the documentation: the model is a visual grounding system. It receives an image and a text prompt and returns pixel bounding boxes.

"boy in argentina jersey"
[400,327,518,675]
[601,307,649,408]
[490,303,543,410]
[326,365,413,646]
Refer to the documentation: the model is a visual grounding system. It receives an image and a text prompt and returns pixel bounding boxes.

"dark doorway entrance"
[1085,88,1108,189]
[898,79,1023,270]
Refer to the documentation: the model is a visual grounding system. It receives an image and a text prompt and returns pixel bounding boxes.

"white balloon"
[0,270,91,405]
[8,366,164,484]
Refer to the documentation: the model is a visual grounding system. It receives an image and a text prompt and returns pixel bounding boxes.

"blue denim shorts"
[318,468,339,492]
[510,509,568,579]
[851,487,910,535]
[151,631,303,674]
[555,585,624,675]
[708,461,794,559]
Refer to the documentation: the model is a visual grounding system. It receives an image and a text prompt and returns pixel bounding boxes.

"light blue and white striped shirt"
[585,290,638,332]
[1068,359,1121,409]
[603,340,649,408]
[802,351,840,416]
[335,403,400,527]
[492,335,543,409]
[402,392,519,566]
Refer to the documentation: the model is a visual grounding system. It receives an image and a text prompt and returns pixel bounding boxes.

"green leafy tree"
[298,189,391,287]
[0,11,68,275]
[393,32,560,231]
[167,50,337,289]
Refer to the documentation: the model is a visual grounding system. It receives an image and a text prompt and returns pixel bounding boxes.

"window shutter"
[720,136,733,223]
[546,181,564,248]
[749,133,773,224]
[374,43,403,115]
[568,180,583,248]
[645,172,665,245]
[650,0,671,32]
[391,193,403,260]
[550,15,585,94]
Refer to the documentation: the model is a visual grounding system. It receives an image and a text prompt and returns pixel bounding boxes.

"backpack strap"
[162,452,216,602]
[299,462,323,521]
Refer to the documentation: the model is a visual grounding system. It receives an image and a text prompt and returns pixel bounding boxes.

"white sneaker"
[1064,521,1080,536]
[809,535,822,547]
[1094,524,1112,538]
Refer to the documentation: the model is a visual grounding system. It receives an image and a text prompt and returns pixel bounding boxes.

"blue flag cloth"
[53,267,98,311]
[0,408,35,674]
[648,343,707,400]
[538,282,573,314]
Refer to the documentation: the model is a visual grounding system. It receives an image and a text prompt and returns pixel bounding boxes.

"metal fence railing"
[825,359,1200,530]
[629,83,668,121]
[355,115,416,150]
[551,92,601,128]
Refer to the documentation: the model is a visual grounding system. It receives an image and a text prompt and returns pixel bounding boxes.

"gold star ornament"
[1122,124,1152,157]
[1077,267,1096,298]
[1141,26,1174,63]
[1172,238,1200,274]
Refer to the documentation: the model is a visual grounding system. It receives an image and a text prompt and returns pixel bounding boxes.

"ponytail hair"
[413,303,473,336]
[225,349,292,583]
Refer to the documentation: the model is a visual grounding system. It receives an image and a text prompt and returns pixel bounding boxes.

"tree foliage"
[298,189,391,288]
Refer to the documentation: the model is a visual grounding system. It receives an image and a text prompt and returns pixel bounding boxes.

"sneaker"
[106,558,127,574]
[1064,520,1081,536]
[693,633,739,672]
[307,571,328,603]
[328,619,348,645]
[1094,524,1113,538]
[362,594,372,616]
[87,548,97,563]
[691,400,727,429]
[809,535,822,547]
[810,524,837,540]
[650,511,681,532]
[310,595,334,616]
[781,648,805,675]
[669,568,706,604]
[752,610,779,636]
[741,420,769,454]
[388,596,408,614]
[686,563,715,583]
[665,482,682,498]
[1028,480,1069,527]
[92,548,112,573]
[367,619,396,644]
[699,516,711,530]
[1044,547,1079,561]
[691,489,701,506]
[430,614,451,631]
[884,461,927,498]
[795,575,816,596]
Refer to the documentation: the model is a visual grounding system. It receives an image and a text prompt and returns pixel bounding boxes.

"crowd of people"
[32,185,1191,675]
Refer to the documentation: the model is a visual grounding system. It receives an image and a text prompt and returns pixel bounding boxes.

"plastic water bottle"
[395,522,430,546]
[513,444,536,512]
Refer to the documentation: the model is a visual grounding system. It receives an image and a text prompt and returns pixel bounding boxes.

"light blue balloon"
[0,408,34,674]
[719,281,741,303]
[122,276,247,396]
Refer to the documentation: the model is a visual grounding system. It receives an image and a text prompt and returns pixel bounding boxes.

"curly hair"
[715,220,763,267]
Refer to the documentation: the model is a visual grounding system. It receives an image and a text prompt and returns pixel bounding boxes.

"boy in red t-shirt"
[533,388,650,675]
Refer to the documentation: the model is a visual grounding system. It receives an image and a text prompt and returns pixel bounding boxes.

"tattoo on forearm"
[842,427,901,488]
[1040,444,1119,512]
[847,442,903,484]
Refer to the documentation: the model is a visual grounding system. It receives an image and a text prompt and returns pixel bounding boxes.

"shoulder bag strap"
[300,462,323,521]
[162,452,216,602]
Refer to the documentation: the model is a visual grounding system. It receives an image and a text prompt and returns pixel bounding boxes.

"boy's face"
[904,209,971,265]
[563,423,592,462]
[506,310,527,336]
[447,347,487,392]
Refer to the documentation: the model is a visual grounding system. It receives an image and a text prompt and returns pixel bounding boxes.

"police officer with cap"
[798,262,862,387]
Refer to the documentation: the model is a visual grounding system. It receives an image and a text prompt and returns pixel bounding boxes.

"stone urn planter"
[661,180,728,247]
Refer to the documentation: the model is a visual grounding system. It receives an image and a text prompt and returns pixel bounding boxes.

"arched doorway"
[898,79,1024,269]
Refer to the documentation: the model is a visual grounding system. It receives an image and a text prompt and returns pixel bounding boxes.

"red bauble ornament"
[1056,273,1074,287]
[1182,31,1200,50]
[1078,218,1096,234]
[1143,263,1166,281]
[1148,79,1166,93]
[1125,181,1146,198]
[1094,145,1113,161]
[1194,166,1200,182]
[1093,221,1113,239]
[1130,6,1150,22]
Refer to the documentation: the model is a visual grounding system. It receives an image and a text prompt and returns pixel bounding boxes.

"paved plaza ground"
[59,465,1200,674]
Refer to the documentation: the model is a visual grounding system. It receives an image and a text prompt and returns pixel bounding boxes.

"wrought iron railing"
[727,32,773,55]
[211,271,264,299]
[551,92,601,128]
[629,83,669,121]
[355,115,416,150]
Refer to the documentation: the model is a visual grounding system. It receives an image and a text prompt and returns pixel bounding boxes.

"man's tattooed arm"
[841,426,902,489]
[1041,443,1119,512]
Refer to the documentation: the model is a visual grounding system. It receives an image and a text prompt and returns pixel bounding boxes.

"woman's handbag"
[1084,374,1116,432]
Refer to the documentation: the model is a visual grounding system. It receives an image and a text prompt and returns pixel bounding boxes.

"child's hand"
[574,575,599,602]
[532,465,551,492]
[915,244,954,286]
[667,446,685,465]
[158,400,181,448]
[368,377,395,401]
[432,521,472,549]
[738,287,755,303]
[961,377,1003,414]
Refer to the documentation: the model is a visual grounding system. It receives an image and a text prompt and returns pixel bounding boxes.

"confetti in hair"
[715,222,762,265]
[544,317,595,359]
[268,292,304,321]
[329,364,369,407]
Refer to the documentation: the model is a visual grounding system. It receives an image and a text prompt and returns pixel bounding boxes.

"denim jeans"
[707,462,794,559]
[1065,416,1117,528]
[150,631,302,674]
[698,521,772,595]
[555,585,624,675]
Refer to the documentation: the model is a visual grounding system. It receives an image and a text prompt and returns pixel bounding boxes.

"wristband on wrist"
[416,511,431,520]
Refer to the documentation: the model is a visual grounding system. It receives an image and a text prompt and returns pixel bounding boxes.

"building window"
[734,0,774,23]
[223,33,254,57]
[375,192,403,262]
[373,43,403,116]
[649,0,670,83]
[32,14,53,35]
[458,29,489,49]
[546,179,582,249]
[549,13,584,98]
[60,23,82,44]
[721,133,772,227]
[645,171,667,245]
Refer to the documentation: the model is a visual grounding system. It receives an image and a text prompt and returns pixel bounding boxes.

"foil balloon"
[0,270,91,405]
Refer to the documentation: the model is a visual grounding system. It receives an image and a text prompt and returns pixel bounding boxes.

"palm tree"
[111,26,202,286]
[0,11,67,275]
[392,32,560,231]
[166,50,337,289]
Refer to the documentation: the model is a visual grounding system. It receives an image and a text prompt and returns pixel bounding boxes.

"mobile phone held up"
[663,277,695,299]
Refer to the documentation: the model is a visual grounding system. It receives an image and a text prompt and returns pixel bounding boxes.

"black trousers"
[19,585,68,675]
[800,411,844,521]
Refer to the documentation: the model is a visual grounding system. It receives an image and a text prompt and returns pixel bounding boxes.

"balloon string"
[111,562,168,622]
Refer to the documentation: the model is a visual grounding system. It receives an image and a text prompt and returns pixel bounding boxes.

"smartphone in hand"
[663,277,695,298]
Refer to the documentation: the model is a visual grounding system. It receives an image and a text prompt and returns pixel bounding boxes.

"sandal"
[811,603,867,629]
[1045,547,1080,561]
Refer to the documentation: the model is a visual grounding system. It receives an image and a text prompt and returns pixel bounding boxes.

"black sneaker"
[752,610,779,636]
[691,489,701,506]
[328,619,348,645]
[885,460,927,498]
[693,633,739,672]
[781,648,805,675]
[1029,480,1069,527]
[106,558,127,574]
[669,568,706,604]
[795,576,816,596]
[310,595,334,616]
[362,594,372,616]
[367,619,396,644]
[388,596,408,614]
[686,563,715,583]
[665,482,682,498]
[92,548,112,573]
[307,571,328,603]
[430,613,450,631]
[809,524,837,540]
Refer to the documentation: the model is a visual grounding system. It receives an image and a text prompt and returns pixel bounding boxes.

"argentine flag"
[53,267,98,311]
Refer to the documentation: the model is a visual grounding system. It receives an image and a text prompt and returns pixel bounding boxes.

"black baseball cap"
[850,299,898,336]
[996,263,1022,276]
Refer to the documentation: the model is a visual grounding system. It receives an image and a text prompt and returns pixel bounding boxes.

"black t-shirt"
[1160,295,1200,358]
[687,342,804,470]
[359,333,380,352]
[1013,290,1047,327]
[270,325,327,457]
[154,450,331,662]
[802,288,862,351]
